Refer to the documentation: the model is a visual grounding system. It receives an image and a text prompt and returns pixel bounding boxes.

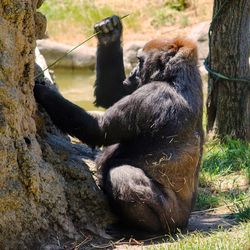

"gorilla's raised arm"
[94,16,128,108]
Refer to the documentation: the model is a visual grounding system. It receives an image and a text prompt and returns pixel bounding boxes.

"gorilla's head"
[123,38,198,91]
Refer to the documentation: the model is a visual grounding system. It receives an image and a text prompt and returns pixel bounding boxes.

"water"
[53,68,104,111]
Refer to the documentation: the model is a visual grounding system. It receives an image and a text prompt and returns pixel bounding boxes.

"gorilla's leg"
[104,165,168,235]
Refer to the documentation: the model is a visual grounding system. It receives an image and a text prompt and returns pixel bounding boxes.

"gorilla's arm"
[34,85,102,147]
[35,84,136,147]
[94,16,127,108]
[34,82,192,148]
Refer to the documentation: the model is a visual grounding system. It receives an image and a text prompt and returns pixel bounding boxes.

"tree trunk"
[0,1,113,249]
[207,0,250,141]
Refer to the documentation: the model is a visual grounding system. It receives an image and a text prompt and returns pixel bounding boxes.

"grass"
[146,222,250,250]
[165,0,189,11]
[202,138,250,176]
[229,196,250,222]
[151,7,178,28]
[195,137,250,214]
[150,0,190,28]
[195,188,221,209]
[39,0,212,44]
[196,187,250,211]
[40,0,114,37]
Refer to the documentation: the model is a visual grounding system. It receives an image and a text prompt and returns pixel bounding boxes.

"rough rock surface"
[0,1,114,249]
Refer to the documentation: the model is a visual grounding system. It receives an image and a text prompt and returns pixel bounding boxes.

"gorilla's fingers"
[95,15,123,45]
[106,20,114,31]
[112,15,119,26]
[94,23,101,33]
[101,20,109,33]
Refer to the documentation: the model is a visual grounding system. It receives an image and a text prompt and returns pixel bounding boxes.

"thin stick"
[90,237,125,249]
[35,14,130,80]
[72,235,93,250]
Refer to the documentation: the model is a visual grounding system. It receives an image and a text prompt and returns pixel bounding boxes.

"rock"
[0,1,114,249]
[41,245,63,250]
[37,39,96,70]
[34,12,47,40]
[124,41,145,71]
[35,47,54,83]
[188,21,210,60]
[188,21,210,78]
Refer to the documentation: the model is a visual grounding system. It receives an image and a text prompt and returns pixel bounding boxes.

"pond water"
[53,68,104,111]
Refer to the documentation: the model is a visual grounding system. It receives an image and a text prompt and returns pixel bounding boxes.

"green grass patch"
[195,188,220,210]
[165,0,189,11]
[229,196,250,222]
[40,0,140,36]
[195,138,250,211]
[150,0,191,28]
[179,15,189,27]
[195,187,249,210]
[151,7,178,28]
[202,138,250,176]
[146,222,250,250]
[40,0,114,36]
[235,207,250,222]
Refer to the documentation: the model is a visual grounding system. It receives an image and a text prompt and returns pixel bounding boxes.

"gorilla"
[34,16,203,236]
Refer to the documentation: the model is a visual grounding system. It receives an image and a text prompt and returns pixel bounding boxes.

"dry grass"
[40,0,213,45]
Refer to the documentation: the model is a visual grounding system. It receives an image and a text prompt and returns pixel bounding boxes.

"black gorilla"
[34,16,203,236]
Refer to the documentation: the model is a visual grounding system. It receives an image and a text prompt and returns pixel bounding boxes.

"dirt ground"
[47,208,237,250]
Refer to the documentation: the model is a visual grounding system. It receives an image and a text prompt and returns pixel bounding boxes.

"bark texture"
[0,1,114,249]
[207,0,250,141]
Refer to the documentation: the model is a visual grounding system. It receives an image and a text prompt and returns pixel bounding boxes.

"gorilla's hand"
[34,80,59,106]
[94,15,122,45]
[34,83,51,105]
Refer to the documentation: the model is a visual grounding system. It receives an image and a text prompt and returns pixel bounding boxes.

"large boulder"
[188,21,209,61]
[124,41,145,71]
[188,21,210,76]
[37,39,146,71]
[0,1,114,249]
[37,39,96,70]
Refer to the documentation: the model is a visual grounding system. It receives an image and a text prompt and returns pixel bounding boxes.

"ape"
[34,16,203,236]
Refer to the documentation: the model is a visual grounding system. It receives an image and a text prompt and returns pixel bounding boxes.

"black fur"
[34,16,203,236]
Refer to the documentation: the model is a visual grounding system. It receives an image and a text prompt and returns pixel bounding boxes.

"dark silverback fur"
[34,16,203,236]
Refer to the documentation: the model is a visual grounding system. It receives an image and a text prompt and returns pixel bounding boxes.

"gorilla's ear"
[170,38,198,63]
[149,55,173,82]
